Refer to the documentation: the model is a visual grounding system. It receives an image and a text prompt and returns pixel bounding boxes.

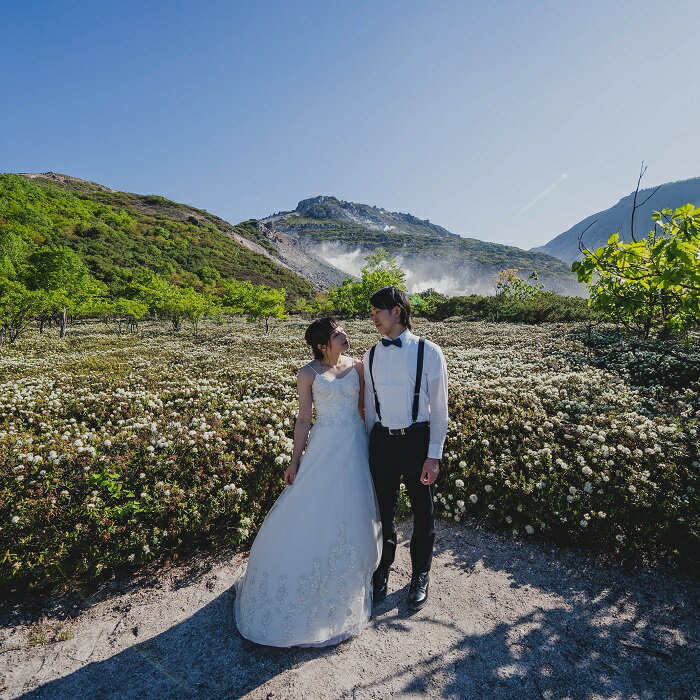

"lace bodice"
[311,368,362,426]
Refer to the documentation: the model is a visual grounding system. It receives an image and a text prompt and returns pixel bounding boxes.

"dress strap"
[308,363,320,375]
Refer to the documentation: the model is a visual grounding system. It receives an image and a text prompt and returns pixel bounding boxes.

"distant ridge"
[18,171,115,191]
[532,176,700,264]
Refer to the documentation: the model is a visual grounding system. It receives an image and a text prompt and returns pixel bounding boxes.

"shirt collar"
[381,328,412,345]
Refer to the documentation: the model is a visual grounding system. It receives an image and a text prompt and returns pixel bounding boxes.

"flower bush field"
[434,323,698,565]
[1,318,698,596]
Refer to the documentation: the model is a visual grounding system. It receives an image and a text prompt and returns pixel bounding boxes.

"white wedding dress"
[233,365,382,647]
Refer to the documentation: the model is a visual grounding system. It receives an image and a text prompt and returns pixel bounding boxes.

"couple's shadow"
[19,584,334,699]
[20,578,419,699]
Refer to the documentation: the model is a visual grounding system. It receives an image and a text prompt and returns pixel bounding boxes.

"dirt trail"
[2,519,698,699]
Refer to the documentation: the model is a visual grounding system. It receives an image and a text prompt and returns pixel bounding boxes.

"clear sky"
[3,0,699,248]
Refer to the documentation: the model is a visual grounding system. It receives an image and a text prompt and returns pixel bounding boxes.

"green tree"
[74,297,114,325]
[24,246,105,337]
[220,279,289,330]
[112,298,149,333]
[327,248,406,316]
[360,247,406,298]
[0,228,33,280]
[327,277,366,317]
[572,205,700,337]
[310,293,334,314]
[410,288,446,318]
[131,274,213,333]
[495,268,545,301]
[220,279,256,314]
[488,268,547,322]
[0,279,49,344]
[247,285,287,332]
[286,294,317,315]
[180,287,217,335]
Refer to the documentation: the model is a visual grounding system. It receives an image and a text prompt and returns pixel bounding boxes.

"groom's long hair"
[369,287,412,330]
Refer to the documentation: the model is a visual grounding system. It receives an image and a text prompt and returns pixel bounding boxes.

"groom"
[363,287,449,611]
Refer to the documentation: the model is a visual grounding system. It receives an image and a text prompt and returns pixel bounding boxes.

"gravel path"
[2,519,698,699]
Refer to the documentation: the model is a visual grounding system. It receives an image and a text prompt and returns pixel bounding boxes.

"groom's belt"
[375,421,429,436]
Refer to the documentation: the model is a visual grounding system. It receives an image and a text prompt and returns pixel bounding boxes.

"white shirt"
[363,328,448,460]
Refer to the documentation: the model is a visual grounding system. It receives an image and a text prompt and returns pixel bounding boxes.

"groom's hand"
[420,458,440,486]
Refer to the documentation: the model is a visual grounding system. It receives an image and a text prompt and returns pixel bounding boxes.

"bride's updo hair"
[305,317,339,360]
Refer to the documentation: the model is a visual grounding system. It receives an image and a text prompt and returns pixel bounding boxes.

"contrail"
[517,173,568,215]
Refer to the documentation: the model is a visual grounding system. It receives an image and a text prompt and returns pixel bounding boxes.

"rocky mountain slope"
[532,176,700,264]
[255,219,348,289]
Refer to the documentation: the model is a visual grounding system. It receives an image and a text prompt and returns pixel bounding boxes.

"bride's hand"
[284,463,299,485]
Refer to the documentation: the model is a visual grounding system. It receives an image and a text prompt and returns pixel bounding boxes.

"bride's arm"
[285,366,314,485]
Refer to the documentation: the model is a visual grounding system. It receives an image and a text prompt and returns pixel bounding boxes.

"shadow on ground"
[17,522,700,699]
[19,585,316,699]
[358,524,700,698]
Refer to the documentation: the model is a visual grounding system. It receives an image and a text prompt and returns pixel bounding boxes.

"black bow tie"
[381,337,402,348]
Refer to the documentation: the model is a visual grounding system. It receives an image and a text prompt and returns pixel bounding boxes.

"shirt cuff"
[427,442,443,460]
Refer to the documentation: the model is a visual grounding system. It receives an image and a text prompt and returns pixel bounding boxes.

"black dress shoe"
[372,566,389,603]
[407,572,429,610]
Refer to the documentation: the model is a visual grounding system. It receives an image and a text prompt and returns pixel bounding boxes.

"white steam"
[315,244,366,277]
[315,243,499,296]
[313,242,584,296]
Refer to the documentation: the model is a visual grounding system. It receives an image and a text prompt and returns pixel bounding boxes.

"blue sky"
[3,0,699,248]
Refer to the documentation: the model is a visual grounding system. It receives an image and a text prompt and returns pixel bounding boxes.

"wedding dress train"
[233,367,382,647]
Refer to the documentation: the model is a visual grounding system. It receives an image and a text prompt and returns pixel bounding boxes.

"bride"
[234,317,382,647]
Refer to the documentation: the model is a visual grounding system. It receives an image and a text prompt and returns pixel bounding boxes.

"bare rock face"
[255,221,349,290]
[259,196,583,296]
[294,195,456,238]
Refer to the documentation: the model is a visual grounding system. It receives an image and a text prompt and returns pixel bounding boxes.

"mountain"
[2,173,314,298]
[2,175,593,299]
[258,196,583,296]
[289,195,458,238]
[532,176,700,264]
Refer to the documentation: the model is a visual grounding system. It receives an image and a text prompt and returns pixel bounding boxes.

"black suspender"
[368,345,381,423]
[412,338,425,422]
[369,338,425,425]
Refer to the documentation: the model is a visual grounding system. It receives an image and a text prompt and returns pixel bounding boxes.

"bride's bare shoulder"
[349,356,364,374]
[298,362,319,381]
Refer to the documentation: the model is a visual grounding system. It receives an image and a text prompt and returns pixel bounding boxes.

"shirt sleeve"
[426,344,448,459]
[363,348,377,435]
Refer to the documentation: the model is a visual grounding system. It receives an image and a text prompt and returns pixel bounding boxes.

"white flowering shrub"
[433,322,698,565]
[0,320,305,594]
[1,318,697,596]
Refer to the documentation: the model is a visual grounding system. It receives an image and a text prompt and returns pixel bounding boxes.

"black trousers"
[369,423,436,574]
